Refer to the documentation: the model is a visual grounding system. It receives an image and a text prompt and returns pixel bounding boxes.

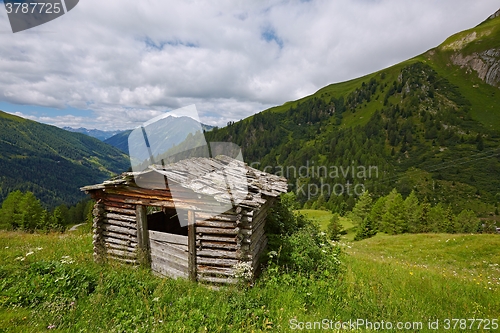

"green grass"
[1,230,499,332]
[297,209,356,240]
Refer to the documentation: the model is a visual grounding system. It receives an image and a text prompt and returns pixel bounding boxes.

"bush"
[265,194,343,279]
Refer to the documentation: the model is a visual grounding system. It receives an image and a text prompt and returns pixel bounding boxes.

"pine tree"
[19,192,44,232]
[404,191,421,233]
[381,189,406,234]
[369,196,386,231]
[351,190,372,226]
[0,190,24,230]
[454,209,480,233]
[327,213,344,241]
[354,216,377,241]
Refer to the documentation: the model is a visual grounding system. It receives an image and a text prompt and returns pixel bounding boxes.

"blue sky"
[0,0,499,130]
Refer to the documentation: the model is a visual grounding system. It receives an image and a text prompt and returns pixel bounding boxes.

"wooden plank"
[197,265,235,277]
[188,210,197,282]
[102,223,136,236]
[104,235,137,247]
[197,275,237,284]
[197,234,237,243]
[196,241,238,251]
[104,205,137,215]
[150,239,187,252]
[102,230,137,242]
[104,242,137,253]
[151,253,188,274]
[250,223,266,243]
[152,262,188,279]
[195,220,236,229]
[197,248,239,259]
[105,219,136,229]
[136,205,150,265]
[106,248,137,258]
[149,230,188,246]
[195,212,239,221]
[196,227,239,235]
[106,213,137,222]
[103,200,137,210]
[196,256,238,267]
[150,240,188,260]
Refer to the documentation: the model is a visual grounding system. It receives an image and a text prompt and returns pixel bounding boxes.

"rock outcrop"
[451,49,500,88]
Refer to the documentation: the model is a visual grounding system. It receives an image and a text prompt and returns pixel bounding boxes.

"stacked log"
[92,200,106,263]
[100,195,139,264]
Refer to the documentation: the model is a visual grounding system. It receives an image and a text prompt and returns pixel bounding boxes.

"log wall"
[92,195,140,265]
[195,198,273,284]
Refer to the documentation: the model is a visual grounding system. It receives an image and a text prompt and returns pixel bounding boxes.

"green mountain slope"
[0,111,130,208]
[206,10,500,215]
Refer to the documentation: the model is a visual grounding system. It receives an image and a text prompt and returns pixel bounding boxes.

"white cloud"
[0,0,498,130]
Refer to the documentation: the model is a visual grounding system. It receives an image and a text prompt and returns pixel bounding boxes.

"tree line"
[0,190,93,232]
[327,189,497,241]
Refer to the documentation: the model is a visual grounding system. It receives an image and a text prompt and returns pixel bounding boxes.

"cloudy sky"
[0,0,499,131]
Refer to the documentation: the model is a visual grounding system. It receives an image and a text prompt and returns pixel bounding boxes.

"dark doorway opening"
[147,207,188,236]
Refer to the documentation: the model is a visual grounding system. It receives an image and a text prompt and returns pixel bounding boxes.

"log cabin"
[81,155,288,284]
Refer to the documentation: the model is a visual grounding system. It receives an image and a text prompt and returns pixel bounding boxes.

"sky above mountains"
[0,0,499,130]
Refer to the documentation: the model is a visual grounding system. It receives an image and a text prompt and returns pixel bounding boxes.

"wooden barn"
[81,155,287,284]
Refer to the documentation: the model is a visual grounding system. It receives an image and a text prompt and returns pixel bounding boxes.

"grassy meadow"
[0,221,499,332]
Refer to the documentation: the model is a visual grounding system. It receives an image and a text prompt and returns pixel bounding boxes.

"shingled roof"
[81,155,288,209]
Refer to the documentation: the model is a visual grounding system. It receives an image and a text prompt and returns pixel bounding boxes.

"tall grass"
[1,230,498,332]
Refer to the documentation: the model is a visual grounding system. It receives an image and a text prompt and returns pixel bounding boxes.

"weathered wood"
[106,213,137,223]
[195,220,236,229]
[104,242,137,253]
[188,210,197,282]
[152,262,187,279]
[197,275,237,284]
[103,200,137,210]
[197,248,239,259]
[149,230,188,246]
[102,223,136,236]
[196,227,239,235]
[195,212,239,221]
[196,256,239,267]
[250,223,266,244]
[196,240,238,251]
[107,248,137,258]
[105,219,136,229]
[197,265,235,277]
[104,205,136,215]
[105,235,137,247]
[150,239,188,261]
[197,234,237,243]
[136,205,150,265]
[102,230,137,242]
[150,239,187,252]
[150,254,188,274]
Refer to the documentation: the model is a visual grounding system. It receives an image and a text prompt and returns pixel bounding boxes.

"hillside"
[0,111,130,208]
[206,10,500,216]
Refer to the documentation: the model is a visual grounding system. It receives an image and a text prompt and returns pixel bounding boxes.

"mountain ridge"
[205,10,500,216]
[0,110,130,208]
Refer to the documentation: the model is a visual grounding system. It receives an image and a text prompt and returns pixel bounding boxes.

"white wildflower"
[25,251,34,256]
[233,262,253,281]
